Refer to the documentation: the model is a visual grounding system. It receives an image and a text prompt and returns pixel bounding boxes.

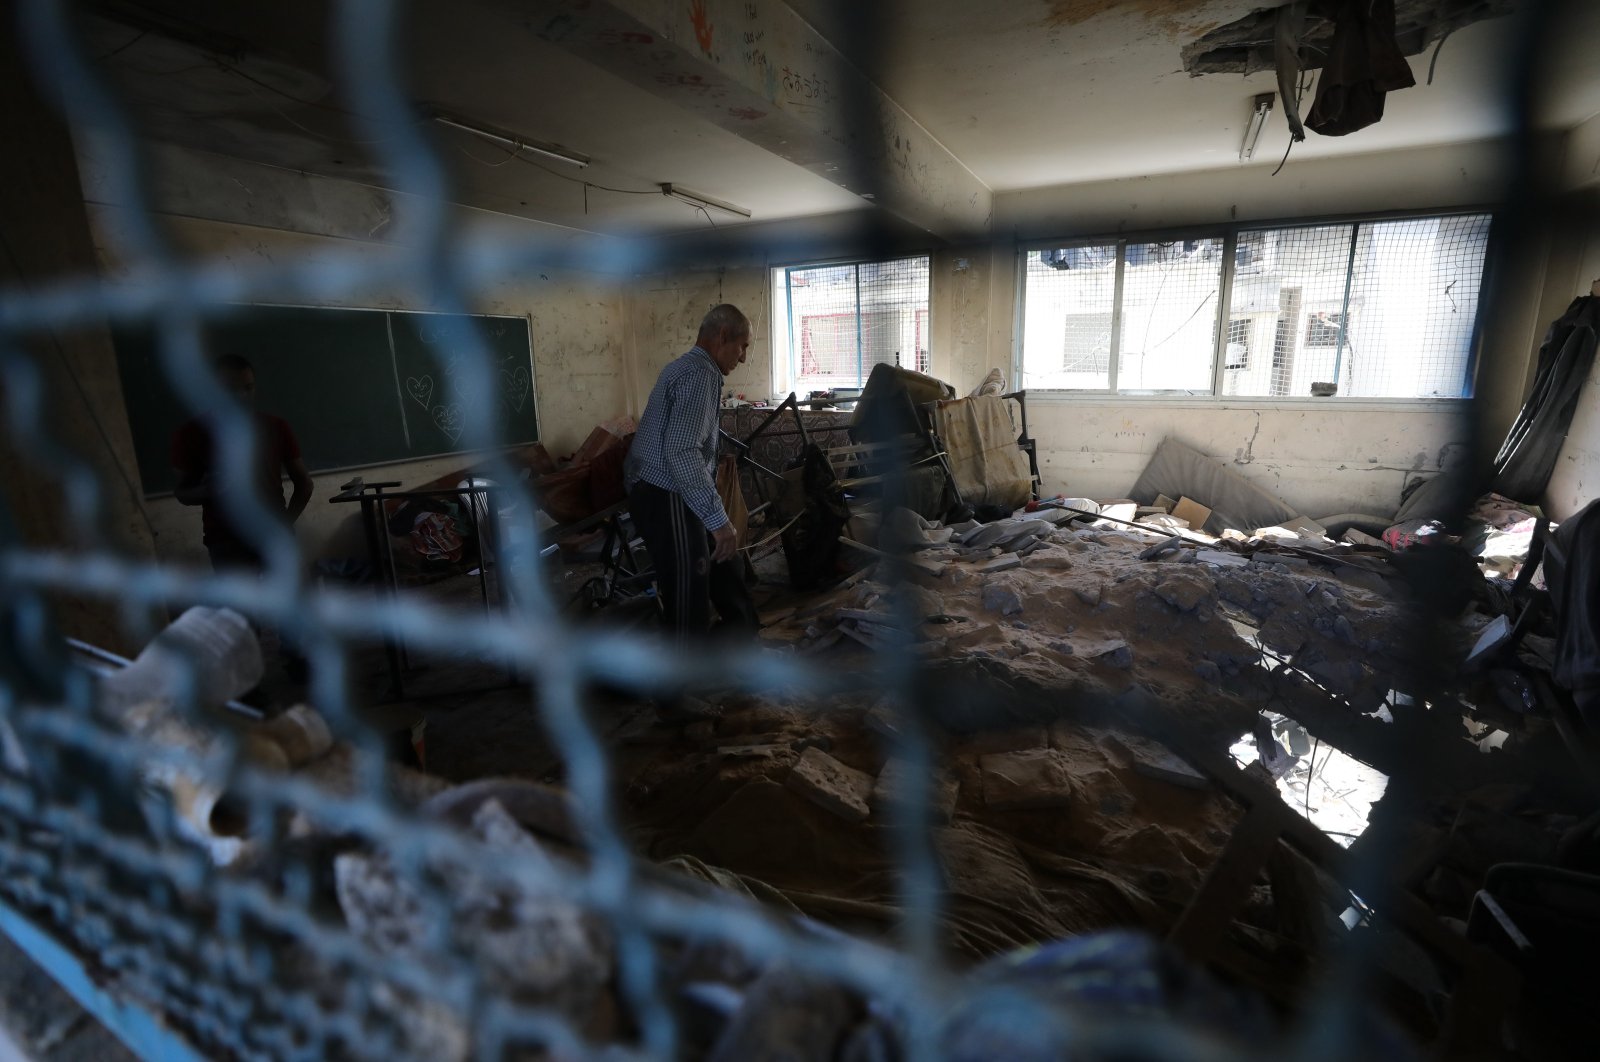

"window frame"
[772,252,934,396]
[1013,207,1495,408]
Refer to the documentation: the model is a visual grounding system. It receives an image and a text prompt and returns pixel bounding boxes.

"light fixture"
[431,113,590,168]
[660,183,752,219]
[1239,92,1275,162]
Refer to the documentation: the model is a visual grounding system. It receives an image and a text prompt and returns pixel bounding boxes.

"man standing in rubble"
[626,303,759,644]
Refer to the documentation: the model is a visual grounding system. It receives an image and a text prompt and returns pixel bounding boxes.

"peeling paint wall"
[1025,402,1466,518]
[933,247,997,392]
[625,267,773,410]
[87,211,631,568]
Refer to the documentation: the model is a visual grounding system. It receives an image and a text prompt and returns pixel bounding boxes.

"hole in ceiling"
[1181,0,1519,76]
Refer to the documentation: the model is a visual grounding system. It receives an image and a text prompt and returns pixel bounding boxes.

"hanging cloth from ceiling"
[1274,1,1310,142]
[1492,295,1600,503]
[1305,0,1417,136]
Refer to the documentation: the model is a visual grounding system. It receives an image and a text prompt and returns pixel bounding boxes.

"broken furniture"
[819,367,1041,540]
[718,399,855,514]
[555,498,654,620]
[839,363,965,520]
[331,478,650,701]
[1169,739,1520,1056]
[1468,863,1600,1057]
[332,477,516,701]
[929,391,1039,513]
[719,393,811,539]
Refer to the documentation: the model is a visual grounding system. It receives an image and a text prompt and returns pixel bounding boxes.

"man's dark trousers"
[629,481,757,642]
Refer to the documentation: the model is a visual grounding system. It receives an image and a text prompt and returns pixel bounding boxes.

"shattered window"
[1020,213,1490,400]
[1117,238,1223,392]
[1020,244,1118,390]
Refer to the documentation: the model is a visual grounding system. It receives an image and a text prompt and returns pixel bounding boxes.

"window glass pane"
[1225,224,1353,397]
[1341,215,1490,398]
[1117,238,1223,392]
[1223,216,1489,398]
[1021,245,1117,390]
[787,256,929,391]
[1225,317,1251,369]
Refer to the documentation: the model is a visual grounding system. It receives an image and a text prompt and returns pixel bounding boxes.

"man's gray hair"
[697,303,750,341]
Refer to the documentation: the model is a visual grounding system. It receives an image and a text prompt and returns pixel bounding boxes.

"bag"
[715,454,749,548]
[410,510,465,564]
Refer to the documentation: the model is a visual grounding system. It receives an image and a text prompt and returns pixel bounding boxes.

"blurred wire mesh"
[0,0,1577,1059]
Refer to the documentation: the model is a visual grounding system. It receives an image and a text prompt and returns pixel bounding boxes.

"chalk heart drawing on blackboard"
[501,366,530,412]
[406,375,434,410]
[432,403,464,444]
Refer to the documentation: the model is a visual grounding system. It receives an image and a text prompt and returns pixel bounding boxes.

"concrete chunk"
[785,747,874,822]
[1193,549,1249,567]
[1132,751,1210,790]
[1022,549,1074,570]
[960,726,1050,756]
[981,584,1024,614]
[872,760,959,821]
[979,749,1076,810]
[716,744,786,760]
[1154,572,1213,612]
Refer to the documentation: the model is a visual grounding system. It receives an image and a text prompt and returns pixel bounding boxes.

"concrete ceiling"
[80,1,868,238]
[785,0,1600,190]
[73,0,1600,242]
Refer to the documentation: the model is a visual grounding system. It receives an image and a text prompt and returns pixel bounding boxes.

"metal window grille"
[786,256,929,391]
[1019,245,1117,389]
[1116,238,1223,393]
[1340,215,1492,399]
[1021,237,1226,394]
[1223,216,1491,399]
[1062,311,1113,374]
[1022,215,1490,399]
[1225,223,1354,398]
[1224,318,1250,370]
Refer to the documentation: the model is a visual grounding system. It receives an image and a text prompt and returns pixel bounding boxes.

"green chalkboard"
[113,305,537,495]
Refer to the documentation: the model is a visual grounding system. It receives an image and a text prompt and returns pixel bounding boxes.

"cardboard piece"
[1172,496,1213,531]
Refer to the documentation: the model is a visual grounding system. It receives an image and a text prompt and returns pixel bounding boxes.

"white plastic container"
[99,607,263,720]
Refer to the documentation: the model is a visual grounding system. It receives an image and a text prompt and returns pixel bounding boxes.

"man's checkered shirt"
[624,345,728,531]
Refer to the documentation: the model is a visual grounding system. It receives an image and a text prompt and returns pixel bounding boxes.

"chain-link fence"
[0,0,1586,1059]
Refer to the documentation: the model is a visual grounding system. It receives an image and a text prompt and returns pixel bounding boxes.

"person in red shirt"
[170,354,314,571]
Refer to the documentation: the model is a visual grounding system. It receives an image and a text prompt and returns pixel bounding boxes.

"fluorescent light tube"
[431,113,590,168]
[1240,92,1274,162]
[660,183,752,219]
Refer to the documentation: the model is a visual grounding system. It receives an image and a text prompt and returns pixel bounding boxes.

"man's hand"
[711,523,738,564]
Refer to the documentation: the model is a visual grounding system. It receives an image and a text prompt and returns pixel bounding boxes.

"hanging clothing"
[1548,500,1600,725]
[1493,296,1600,502]
[1305,0,1416,136]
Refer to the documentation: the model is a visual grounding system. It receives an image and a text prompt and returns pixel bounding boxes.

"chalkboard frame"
[119,303,539,497]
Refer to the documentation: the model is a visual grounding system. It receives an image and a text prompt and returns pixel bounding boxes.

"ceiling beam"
[529,0,991,242]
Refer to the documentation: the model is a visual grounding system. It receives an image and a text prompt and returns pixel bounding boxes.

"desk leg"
[360,495,405,702]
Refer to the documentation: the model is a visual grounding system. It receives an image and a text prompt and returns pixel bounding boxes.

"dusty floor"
[303,510,1594,1050]
[328,527,1393,988]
